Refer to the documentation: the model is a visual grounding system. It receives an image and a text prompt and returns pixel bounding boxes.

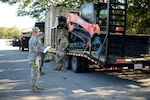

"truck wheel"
[71,56,81,73]
[64,55,71,70]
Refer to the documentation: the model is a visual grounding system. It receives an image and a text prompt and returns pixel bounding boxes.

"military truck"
[45,0,150,73]
[19,33,30,51]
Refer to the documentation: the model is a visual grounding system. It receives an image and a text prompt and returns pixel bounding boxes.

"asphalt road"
[0,39,150,100]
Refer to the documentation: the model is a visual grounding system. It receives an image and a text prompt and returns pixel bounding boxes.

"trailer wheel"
[81,59,88,72]
[71,56,81,73]
[64,55,71,70]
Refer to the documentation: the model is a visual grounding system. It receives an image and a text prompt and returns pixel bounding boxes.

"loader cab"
[80,2,107,31]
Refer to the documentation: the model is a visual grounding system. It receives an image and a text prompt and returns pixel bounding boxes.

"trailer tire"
[81,59,88,72]
[64,55,71,70]
[71,56,81,73]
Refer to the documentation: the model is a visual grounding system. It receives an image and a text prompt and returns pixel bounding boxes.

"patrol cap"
[32,27,40,33]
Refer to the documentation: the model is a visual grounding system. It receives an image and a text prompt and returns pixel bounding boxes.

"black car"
[12,37,21,47]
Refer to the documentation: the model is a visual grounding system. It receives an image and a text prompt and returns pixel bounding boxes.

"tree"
[0,0,91,21]
[127,0,150,34]
[0,27,8,38]
[0,26,21,39]
[0,0,149,34]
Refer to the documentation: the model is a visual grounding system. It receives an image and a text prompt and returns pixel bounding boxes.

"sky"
[0,2,36,29]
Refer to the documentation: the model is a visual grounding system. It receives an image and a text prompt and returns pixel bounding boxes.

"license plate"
[134,64,143,69]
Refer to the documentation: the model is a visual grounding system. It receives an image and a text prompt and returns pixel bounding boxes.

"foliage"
[0,0,92,21]
[127,0,150,34]
[0,26,21,39]
[0,0,150,34]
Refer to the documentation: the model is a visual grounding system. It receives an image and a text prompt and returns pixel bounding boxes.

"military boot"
[32,85,43,92]
[40,68,45,75]
[53,63,61,70]
[53,66,58,70]
[57,63,62,70]
[40,71,45,75]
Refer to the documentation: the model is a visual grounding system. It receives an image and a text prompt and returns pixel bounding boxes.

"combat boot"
[53,66,58,70]
[57,63,62,70]
[40,68,44,75]
[32,85,43,92]
[53,63,61,70]
[36,85,44,90]
[40,71,45,75]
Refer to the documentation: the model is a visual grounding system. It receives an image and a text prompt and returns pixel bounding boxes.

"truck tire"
[64,55,71,70]
[71,56,81,73]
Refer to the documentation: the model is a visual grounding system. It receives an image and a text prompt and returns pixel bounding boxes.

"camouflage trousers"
[40,53,45,67]
[30,59,41,86]
[55,51,65,64]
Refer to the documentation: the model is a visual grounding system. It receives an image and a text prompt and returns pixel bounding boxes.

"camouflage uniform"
[54,32,69,70]
[28,34,44,88]
[38,33,45,75]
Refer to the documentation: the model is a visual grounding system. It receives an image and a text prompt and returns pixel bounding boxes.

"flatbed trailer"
[46,0,150,73]
[48,33,150,73]
[64,35,150,72]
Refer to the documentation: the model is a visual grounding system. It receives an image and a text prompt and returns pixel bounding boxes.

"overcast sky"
[0,2,36,29]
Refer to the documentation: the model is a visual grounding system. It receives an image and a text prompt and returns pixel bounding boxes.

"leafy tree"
[0,0,96,21]
[127,0,150,34]
[0,26,21,39]
[0,0,149,34]
[0,27,8,38]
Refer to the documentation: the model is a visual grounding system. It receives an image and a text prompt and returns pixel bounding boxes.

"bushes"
[0,26,21,39]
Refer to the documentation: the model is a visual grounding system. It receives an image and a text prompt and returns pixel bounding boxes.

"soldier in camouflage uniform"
[53,32,69,70]
[38,32,45,75]
[28,27,45,92]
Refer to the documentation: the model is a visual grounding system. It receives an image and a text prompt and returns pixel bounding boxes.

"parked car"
[12,37,21,47]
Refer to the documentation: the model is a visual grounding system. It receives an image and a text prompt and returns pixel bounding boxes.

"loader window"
[80,2,95,24]
[98,9,108,30]
[94,2,107,31]
[99,10,107,19]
